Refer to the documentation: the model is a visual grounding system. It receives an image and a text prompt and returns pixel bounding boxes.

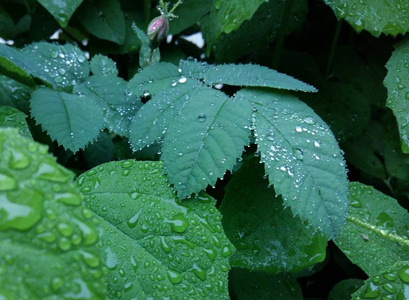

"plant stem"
[325,19,342,77]
[144,0,151,23]
[169,0,183,15]
[272,0,294,69]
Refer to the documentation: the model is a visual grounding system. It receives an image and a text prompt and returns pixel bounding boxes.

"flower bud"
[147,16,169,44]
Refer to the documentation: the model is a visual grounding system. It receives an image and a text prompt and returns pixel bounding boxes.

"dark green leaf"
[0,74,32,112]
[220,157,327,273]
[328,279,364,300]
[74,75,141,137]
[89,54,118,76]
[336,182,409,276]
[168,0,211,35]
[83,131,115,168]
[0,42,89,89]
[324,0,409,37]
[0,128,106,299]
[384,39,409,153]
[75,160,233,299]
[30,87,104,152]
[37,0,83,27]
[229,268,303,300]
[0,106,31,139]
[352,261,409,299]
[240,88,349,239]
[77,0,126,44]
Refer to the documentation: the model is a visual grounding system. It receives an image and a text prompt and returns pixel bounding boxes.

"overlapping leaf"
[336,182,409,277]
[0,128,106,299]
[37,0,83,27]
[384,39,409,153]
[0,74,31,112]
[0,42,89,89]
[219,157,326,273]
[75,160,233,299]
[324,0,409,37]
[352,261,409,299]
[168,0,211,35]
[328,279,364,300]
[90,54,119,76]
[0,106,31,139]
[30,87,104,152]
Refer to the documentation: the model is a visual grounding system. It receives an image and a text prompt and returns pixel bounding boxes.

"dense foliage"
[1,0,409,299]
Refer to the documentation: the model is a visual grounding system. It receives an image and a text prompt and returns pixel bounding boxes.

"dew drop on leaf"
[197,113,206,122]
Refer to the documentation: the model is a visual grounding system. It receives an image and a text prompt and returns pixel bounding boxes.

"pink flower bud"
[147,16,169,43]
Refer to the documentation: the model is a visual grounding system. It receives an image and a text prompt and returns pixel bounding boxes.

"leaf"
[384,39,409,153]
[0,106,32,139]
[229,268,303,300]
[0,74,32,112]
[75,160,233,299]
[202,0,265,52]
[83,131,115,168]
[219,157,327,273]
[0,42,89,89]
[179,60,317,92]
[206,0,308,62]
[77,0,126,44]
[335,182,409,277]
[323,0,409,37]
[37,0,83,27]
[328,279,364,300]
[89,54,118,76]
[239,88,349,239]
[0,128,106,299]
[30,87,104,152]
[74,75,141,137]
[168,0,211,35]
[131,22,160,68]
[352,261,409,299]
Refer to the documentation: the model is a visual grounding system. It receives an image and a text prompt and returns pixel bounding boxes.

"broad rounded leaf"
[37,0,83,27]
[220,157,327,273]
[0,128,106,299]
[240,88,349,239]
[384,39,409,153]
[30,87,104,152]
[336,182,409,277]
[75,160,233,299]
[0,106,31,139]
[352,261,409,299]
[324,0,409,37]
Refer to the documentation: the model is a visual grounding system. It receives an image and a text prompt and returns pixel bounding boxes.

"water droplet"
[8,150,30,169]
[295,126,302,132]
[192,263,207,281]
[0,172,17,191]
[58,68,66,75]
[50,51,58,58]
[314,140,321,147]
[178,76,187,84]
[127,212,141,228]
[221,245,232,257]
[398,266,409,283]
[169,213,189,233]
[303,116,316,125]
[197,113,206,122]
[293,148,303,160]
[167,269,182,284]
[55,76,63,83]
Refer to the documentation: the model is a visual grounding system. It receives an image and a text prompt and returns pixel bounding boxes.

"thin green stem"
[169,0,183,15]
[272,0,294,69]
[325,19,342,77]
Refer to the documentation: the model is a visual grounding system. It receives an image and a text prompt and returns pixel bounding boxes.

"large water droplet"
[0,172,17,191]
[170,213,189,233]
[167,269,182,284]
[197,113,206,122]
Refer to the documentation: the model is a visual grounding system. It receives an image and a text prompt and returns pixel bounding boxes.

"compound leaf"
[0,42,89,89]
[219,157,327,273]
[0,106,31,139]
[323,0,409,37]
[30,87,104,152]
[384,39,409,153]
[77,0,126,44]
[352,261,409,299]
[37,0,83,28]
[0,128,106,299]
[75,160,233,299]
[336,182,409,277]
[179,60,317,92]
[74,75,141,137]
[239,88,348,239]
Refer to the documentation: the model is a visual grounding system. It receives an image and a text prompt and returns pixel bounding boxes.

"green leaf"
[352,261,409,299]
[328,279,364,300]
[128,62,180,97]
[89,54,119,76]
[179,60,317,92]
[0,74,32,112]
[74,75,141,137]
[0,42,89,89]
[323,0,409,37]
[206,0,308,62]
[0,53,35,88]
[37,0,83,27]
[77,0,126,44]
[30,87,104,152]
[83,131,114,168]
[131,22,160,68]
[335,182,409,277]
[384,39,409,153]
[229,268,303,300]
[75,160,233,299]
[0,106,31,139]
[168,0,211,35]
[239,88,349,239]
[0,128,106,299]
[202,0,265,52]
[219,157,327,273]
